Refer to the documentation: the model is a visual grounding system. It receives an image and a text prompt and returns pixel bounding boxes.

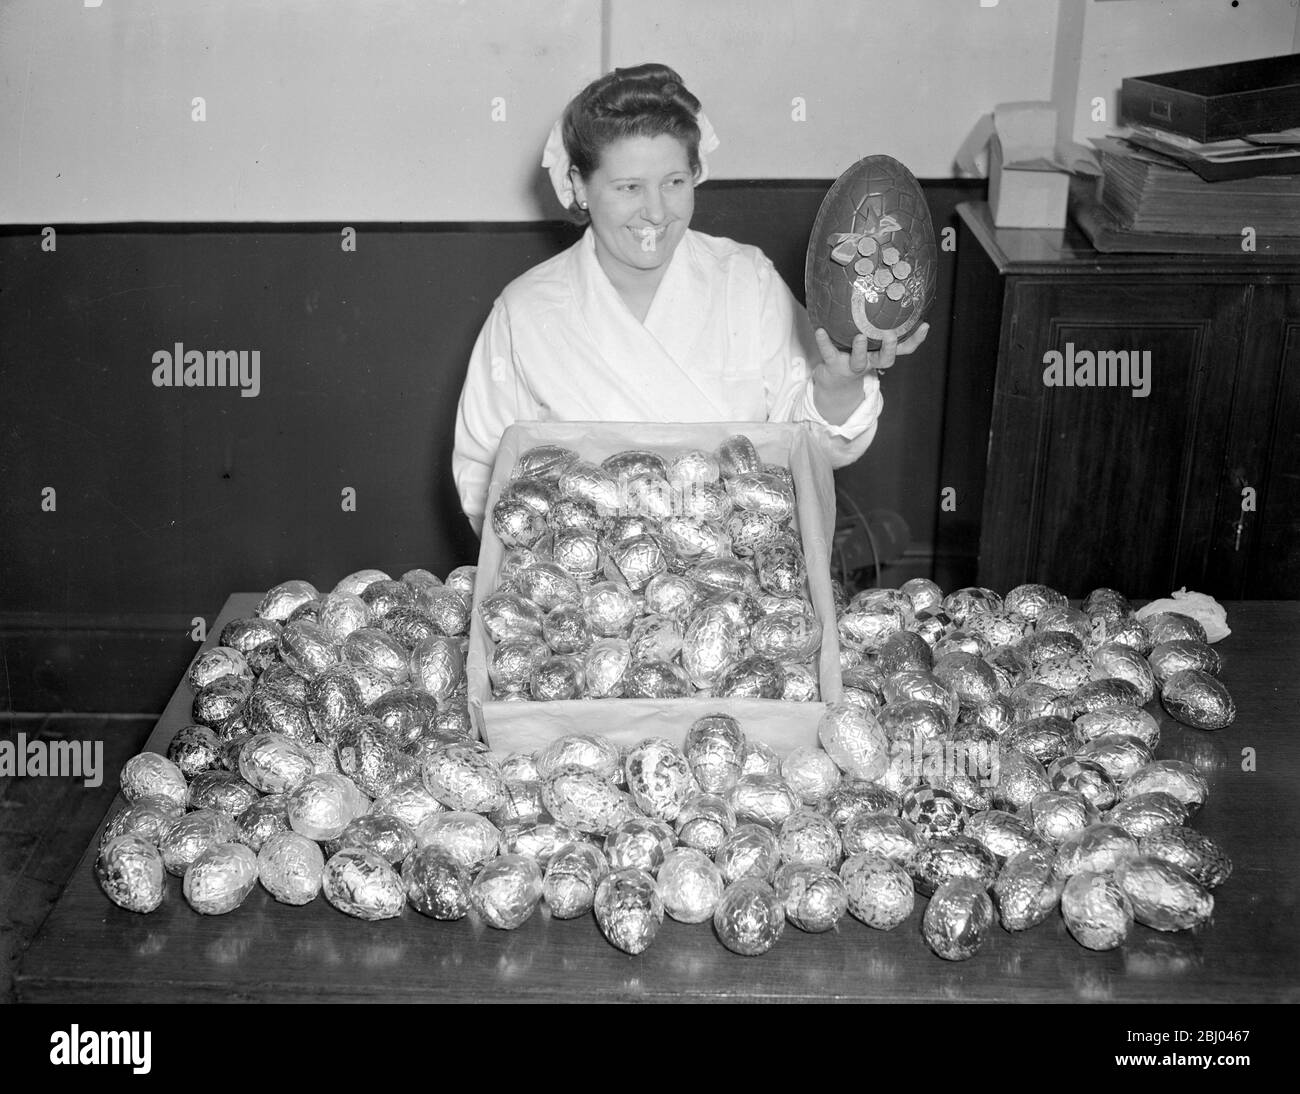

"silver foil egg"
[1003,583,1068,623]
[279,620,337,680]
[583,581,640,637]
[559,460,621,514]
[923,877,994,961]
[582,637,632,698]
[530,654,586,700]
[102,796,184,850]
[166,724,223,780]
[286,772,367,841]
[468,853,543,929]
[238,732,315,794]
[681,605,744,689]
[742,740,782,777]
[515,443,579,482]
[900,577,943,615]
[781,746,841,805]
[963,808,1043,863]
[422,744,505,813]
[1105,792,1189,839]
[306,666,366,741]
[941,586,1003,627]
[623,658,690,699]
[1161,669,1236,730]
[605,817,676,874]
[716,434,762,479]
[1074,706,1161,751]
[993,844,1063,931]
[1148,639,1222,685]
[415,810,500,873]
[992,751,1052,812]
[543,605,594,655]
[183,842,259,915]
[1061,870,1133,950]
[491,496,547,549]
[644,573,700,625]
[333,813,417,864]
[728,470,795,521]
[234,794,290,853]
[1029,790,1099,845]
[715,823,781,884]
[96,834,165,913]
[491,778,545,826]
[714,655,785,699]
[536,733,621,780]
[1053,823,1139,881]
[777,809,843,867]
[331,569,391,599]
[409,636,465,702]
[257,579,321,622]
[1143,611,1209,645]
[500,818,582,869]
[818,704,889,781]
[669,448,721,486]
[774,862,848,932]
[188,646,253,693]
[840,851,914,930]
[594,867,664,953]
[658,847,726,923]
[1121,760,1209,815]
[1004,715,1077,766]
[159,809,240,876]
[629,614,684,663]
[781,662,821,702]
[402,845,471,919]
[322,848,405,920]
[820,781,901,828]
[490,635,550,694]
[1048,757,1117,811]
[684,713,746,794]
[900,786,966,843]
[905,835,997,897]
[1090,643,1156,704]
[551,529,603,584]
[542,764,628,836]
[714,878,785,955]
[751,606,822,662]
[604,535,669,593]
[1138,826,1232,889]
[543,841,609,919]
[625,737,695,821]
[257,830,324,905]
[1075,733,1153,786]
[729,774,800,829]
[192,675,253,730]
[675,793,736,857]
[841,811,920,864]
[1115,854,1214,932]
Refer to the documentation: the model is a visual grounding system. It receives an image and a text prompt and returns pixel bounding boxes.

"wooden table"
[17,596,1300,1002]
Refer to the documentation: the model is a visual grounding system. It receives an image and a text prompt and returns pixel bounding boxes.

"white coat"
[452,227,883,532]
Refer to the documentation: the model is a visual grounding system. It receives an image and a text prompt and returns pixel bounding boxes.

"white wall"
[2,0,1297,223]
[0,0,601,223]
[1059,0,1298,146]
[608,0,1060,180]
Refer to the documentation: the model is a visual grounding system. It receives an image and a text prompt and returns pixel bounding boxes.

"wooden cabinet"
[940,202,1300,599]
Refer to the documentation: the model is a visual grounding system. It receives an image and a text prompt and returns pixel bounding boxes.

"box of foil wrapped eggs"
[467,421,844,755]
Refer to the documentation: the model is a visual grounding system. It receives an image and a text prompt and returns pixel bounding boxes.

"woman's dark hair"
[561,63,702,218]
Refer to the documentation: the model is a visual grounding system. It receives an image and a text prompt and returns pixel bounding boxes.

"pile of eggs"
[95,562,1235,962]
[483,435,824,702]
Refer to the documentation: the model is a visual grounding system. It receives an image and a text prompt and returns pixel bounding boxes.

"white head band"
[541,110,720,211]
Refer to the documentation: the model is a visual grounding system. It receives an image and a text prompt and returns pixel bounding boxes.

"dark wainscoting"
[0,179,985,712]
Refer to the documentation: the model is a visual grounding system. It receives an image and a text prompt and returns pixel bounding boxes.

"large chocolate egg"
[806,155,937,349]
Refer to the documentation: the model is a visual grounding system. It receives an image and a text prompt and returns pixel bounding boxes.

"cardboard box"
[986,103,1070,229]
[466,420,843,757]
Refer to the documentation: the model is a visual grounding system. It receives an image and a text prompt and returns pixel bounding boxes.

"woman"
[453,63,928,534]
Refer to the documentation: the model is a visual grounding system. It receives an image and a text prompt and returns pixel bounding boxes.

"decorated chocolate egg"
[543,841,609,919]
[840,851,914,930]
[1161,669,1235,730]
[594,866,665,953]
[923,877,993,961]
[992,844,1063,931]
[96,834,166,913]
[774,862,848,932]
[257,830,324,905]
[675,792,736,857]
[415,811,500,873]
[402,846,471,919]
[658,847,726,923]
[184,842,259,915]
[470,853,544,929]
[322,848,405,921]
[714,877,785,955]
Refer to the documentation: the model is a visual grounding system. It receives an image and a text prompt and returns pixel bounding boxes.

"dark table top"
[17,595,1300,1003]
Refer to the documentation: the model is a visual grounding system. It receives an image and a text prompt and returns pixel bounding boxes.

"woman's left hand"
[813,322,930,382]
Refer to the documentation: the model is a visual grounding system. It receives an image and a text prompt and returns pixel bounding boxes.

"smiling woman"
[450,63,929,534]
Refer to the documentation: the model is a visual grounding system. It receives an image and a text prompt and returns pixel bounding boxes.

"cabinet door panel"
[981,281,1248,596]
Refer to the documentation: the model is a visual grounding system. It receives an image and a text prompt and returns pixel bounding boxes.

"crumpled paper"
[1136,588,1231,643]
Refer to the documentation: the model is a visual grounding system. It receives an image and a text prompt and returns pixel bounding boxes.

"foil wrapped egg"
[1105,792,1190,839]
[491,779,545,827]
[605,817,676,873]
[1115,854,1214,931]
[490,636,550,694]
[900,786,966,843]
[192,674,253,730]
[238,732,315,794]
[257,830,324,904]
[159,809,240,876]
[923,877,994,961]
[1074,706,1161,751]
[1069,679,1144,717]
[514,443,579,482]
[675,793,736,857]
[678,480,733,523]
[543,605,594,655]
[716,434,763,479]
[96,834,166,913]
[629,614,684,663]
[781,662,821,702]
[186,770,259,818]
[1029,790,1099,845]
[1052,823,1139,881]
[1139,826,1232,889]
[594,867,664,953]
[559,460,621,514]
[774,862,848,932]
[681,606,744,689]
[838,604,905,654]
[257,579,321,622]
[102,796,185,849]
[714,877,785,955]
[1061,870,1133,950]
[183,842,259,914]
[415,811,500,873]
[332,813,417,865]
[1161,669,1235,730]
[714,655,786,699]
[583,581,640,637]
[360,579,417,620]
[402,846,471,919]
[781,746,842,805]
[726,510,782,558]
[941,586,1003,627]
[899,577,943,615]
[1019,630,1084,669]
[658,847,726,923]
[840,851,915,929]
[1003,715,1075,766]
[491,497,547,549]
[878,699,950,744]
[727,470,795,521]
[1074,733,1153,786]
[422,744,505,813]
[818,703,889,781]
[624,658,691,698]
[625,738,694,821]
[841,811,920,864]
[500,818,582,869]
[538,733,621,780]
[1148,639,1222,685]
[286,772,367,841]
[716,823,781,884]
[684,714,746,793]
[602,448,668,481]
[882,670,959,724]
[469,853,543,929]
[750,605,823,662]
[530,654,586,701]
[188,646,253,693]
[1121,760,1209,815]
[742,740,782,778]
[543,841,609,919]
[729,774,801,829]
[1090,642,1156,704]
[1003,583,1068,623]
[504,475,558,519]
[992,844,1063,931]
[992,750,1052,812]
[669,448,721,486]
[479,592,545,642]
[963,808,1043,863]
[278,620,337,680]
[1143,611,1209,646]
[623,473,676,520]
[337,720,408,799]
[332,569,391,599]
[166,724,223,780]
[517,562,584,613]
[1008,682,1070,722]
[421,588,471,638]
[551,529,602,585]
[876,630,934,676]
[644,573,700,625]
[820,780,900,828]
[409,636,465,702]
[690,558,760,597]
[582,637,632,698]
[543,764,629,836]
[965,610,1031,650]
[220,615,283,658]
[1048,757,1117,811]
[777,809,843,867]
[322,848,406,920]
[341,628,411,685]
[1036,605,1092,642]
[906,835,997,896]
[306,666,366,741]
[907,607,952,648]
[369,688,440,747]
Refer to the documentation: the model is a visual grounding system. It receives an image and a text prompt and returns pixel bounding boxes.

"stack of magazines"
[1092,135,1300,237]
